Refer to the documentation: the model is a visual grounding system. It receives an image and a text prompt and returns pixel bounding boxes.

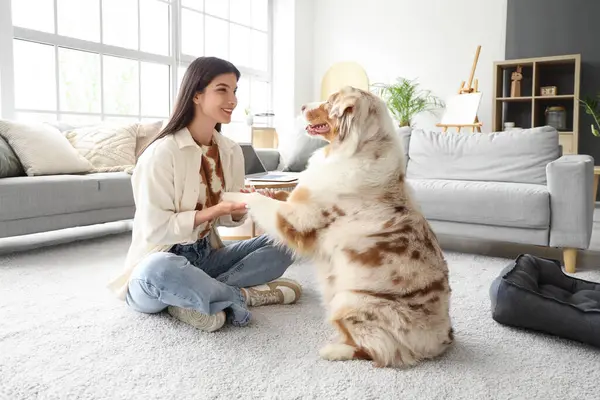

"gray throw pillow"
[0,135,25,178]
[282,123,328,172]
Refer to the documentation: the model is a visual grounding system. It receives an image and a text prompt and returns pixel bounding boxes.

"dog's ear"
[337,112,353,142]
[328,90,357,119]
[329,88,360,142]
[329,100,354,119]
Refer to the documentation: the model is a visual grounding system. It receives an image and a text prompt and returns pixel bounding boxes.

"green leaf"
[371,77,445,127]
[579,96,600,137]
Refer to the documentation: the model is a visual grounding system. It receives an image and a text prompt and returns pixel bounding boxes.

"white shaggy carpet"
[2,233,600,400]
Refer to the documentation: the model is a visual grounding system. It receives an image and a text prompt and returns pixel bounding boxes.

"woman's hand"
[230,208,248,221]
[194,201,247,228]
[215,201,248,216]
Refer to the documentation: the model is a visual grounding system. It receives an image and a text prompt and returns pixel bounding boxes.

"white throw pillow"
[135,120,166,161]
[64,122,139,172]
[278,114,328,172]
[0,120,93,176]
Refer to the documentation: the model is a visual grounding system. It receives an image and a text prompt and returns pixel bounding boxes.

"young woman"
[108,56,301,332]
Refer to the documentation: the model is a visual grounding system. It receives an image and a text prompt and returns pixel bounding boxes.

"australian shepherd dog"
[224,86,453,368]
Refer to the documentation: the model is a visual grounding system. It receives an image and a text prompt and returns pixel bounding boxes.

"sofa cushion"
[0,172,133,222]
[406,126,560,185]
[256,148,281,171]
[279,115,328,172]
[64,123,139,172]
[397,126,411,171]
[408,178,550,229]
[0,120,93,176]
[136,120,165,161]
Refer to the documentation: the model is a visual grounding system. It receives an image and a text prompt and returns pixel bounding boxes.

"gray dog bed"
[490,254,600,348]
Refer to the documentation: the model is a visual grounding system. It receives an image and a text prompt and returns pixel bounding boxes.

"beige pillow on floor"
[0,120,93,176]
[64,123,139,173]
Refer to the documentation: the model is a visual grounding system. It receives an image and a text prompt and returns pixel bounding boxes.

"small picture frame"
[541,86,557,96]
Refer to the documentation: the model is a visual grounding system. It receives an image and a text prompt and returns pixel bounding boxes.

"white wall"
[309,0,508,132]
[272,0,294,126]
[0,0,15,119]
[272,0,315,160]
[293,0,315,112]
[272,0,315,120]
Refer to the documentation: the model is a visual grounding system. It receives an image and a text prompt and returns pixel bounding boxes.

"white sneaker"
[167,306,226,332]
[242,278,302,307]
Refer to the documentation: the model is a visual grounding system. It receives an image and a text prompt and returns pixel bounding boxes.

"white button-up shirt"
[107,127,247,300]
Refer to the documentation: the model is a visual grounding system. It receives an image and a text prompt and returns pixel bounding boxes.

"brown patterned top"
[196,141,225,238]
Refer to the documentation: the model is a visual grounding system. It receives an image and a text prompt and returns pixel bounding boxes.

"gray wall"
[506,0,600,166]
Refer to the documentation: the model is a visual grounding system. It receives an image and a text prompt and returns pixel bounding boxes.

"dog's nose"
[301,104,307,112]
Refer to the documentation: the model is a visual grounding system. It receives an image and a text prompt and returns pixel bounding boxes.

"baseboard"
[0,220,133,255]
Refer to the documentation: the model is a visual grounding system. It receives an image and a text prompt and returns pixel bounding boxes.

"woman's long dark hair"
[139,56,240,156]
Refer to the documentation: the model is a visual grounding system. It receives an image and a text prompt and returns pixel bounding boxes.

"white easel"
[436,45,484,133]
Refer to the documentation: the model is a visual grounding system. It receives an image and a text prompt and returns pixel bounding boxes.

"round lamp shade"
[320,61,370,101]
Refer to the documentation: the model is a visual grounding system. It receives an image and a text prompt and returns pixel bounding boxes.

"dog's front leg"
[222,192,285,238]
[222,190,328,255]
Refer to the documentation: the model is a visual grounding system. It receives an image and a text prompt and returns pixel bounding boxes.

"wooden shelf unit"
[492,54,581,154]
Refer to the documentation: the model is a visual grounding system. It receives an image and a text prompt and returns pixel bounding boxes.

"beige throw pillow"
[0,120,93,176]
[135,120,166,161]
[64,123,139,173]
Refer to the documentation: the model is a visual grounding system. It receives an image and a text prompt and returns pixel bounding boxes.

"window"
[2,0,272,142]
[178,0,272,142]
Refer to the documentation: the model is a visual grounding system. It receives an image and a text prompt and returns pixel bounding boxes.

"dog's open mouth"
[306,123,330,135]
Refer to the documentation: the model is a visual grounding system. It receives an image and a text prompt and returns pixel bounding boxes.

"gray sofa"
[0,120,140,240]
[0,171,135,239]
[0,123,594,273]
[0,139,279,240]
[271,125,595,273]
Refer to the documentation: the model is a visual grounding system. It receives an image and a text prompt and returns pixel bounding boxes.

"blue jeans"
[125,235,294,327]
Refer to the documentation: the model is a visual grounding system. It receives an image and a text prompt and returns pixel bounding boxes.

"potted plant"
[371,77,445,127]
[579,94,600,137]
[244,107,253,126]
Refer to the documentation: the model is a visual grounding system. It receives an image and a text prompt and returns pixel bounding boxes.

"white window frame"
[176,0,274,130]
[0,0,273,124]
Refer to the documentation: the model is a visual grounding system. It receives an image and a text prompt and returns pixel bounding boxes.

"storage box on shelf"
[492,54,581,154]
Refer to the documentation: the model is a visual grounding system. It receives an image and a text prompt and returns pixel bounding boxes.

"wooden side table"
[244,179,298,237]
[251,127,279,149]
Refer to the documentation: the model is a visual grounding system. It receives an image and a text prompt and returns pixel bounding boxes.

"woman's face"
[193,73,238,124]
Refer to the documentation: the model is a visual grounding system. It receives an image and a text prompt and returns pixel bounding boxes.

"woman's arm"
[132,150,199,244]
[194,207,217,228]
[195,202,246,227]
[218,144,249,227]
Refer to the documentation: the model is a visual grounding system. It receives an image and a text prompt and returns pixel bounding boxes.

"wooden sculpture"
[510,66,523,97]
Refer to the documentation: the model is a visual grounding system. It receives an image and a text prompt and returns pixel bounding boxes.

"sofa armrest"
[546,155,594,249]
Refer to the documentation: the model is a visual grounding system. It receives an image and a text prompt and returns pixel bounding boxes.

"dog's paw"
[319,343,356,361]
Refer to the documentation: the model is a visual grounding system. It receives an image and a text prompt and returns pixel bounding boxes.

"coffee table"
[244,179,298,191]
